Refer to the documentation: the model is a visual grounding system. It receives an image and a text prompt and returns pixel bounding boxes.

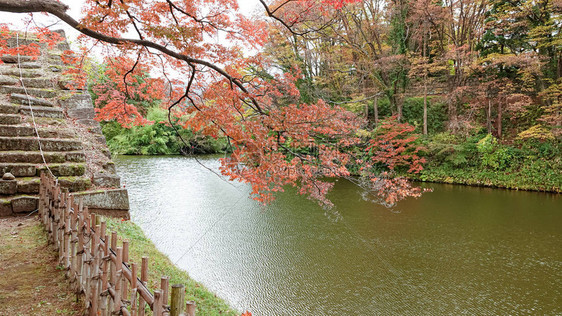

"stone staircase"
[0,31,128,217]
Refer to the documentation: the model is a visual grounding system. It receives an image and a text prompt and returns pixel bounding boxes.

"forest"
[85,0,561,194]
[1,0,559,205]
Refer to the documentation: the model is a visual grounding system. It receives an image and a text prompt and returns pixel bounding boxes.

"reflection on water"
[115,155,562,315]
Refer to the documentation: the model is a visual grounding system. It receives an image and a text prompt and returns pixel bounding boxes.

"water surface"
[114,155,561,315]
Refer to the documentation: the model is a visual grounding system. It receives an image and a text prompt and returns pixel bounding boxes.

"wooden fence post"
[186,301,196,316]
[160,277,169,308]
[170,284,185,316]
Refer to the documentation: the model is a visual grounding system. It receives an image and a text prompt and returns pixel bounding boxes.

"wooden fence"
[39,172,196,316]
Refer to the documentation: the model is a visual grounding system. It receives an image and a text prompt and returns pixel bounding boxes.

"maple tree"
[0,0,429,207]
[88,56,165,127]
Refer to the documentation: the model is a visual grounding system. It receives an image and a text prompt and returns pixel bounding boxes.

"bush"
[102,107,227,155]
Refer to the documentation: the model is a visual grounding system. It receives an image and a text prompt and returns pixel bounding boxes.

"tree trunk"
[394,94,403,122]
[497,100,502,138]
[422,28,428,135]
[487,98,492,134]
[423,79,428,135]
[447,97,458,131]
[374,96,379,127]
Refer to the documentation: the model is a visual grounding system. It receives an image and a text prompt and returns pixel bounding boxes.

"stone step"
[0,55,34,63]
[16,62,41,69]
[0,114,21,125]
[0,125,76,138]
[19,105,64,118]
[0,86,57,98]
[10,93,55,107]
[16,176,91,194]
[0,67,42,78]
[20,78,54,89]
[0,75,19,86]
[22,117,68,128]
[0,137,83,152]
[1,86,56,98]
[5,37,40,48]
[0,162,86,177]
[0,103,64,118]
[0,151,85,163]
[0,104,19,114]
[0,195,38,215]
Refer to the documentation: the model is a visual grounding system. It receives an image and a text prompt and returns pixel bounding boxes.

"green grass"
[401,135,562,193]
[408,166,562,193]
[103,217,238,316]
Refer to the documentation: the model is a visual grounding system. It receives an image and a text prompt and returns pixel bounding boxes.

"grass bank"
[103,217,238,316]
[404,132,562,193]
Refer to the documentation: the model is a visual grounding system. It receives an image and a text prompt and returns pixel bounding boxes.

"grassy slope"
[404,134,562,193]
[408,165,562,193]
[103,217,238,316]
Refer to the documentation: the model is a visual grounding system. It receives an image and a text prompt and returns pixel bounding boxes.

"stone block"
[93,173,121,188]
[59,92,93,111]
[73,188,129,212]
[16,179,39,194]
[11,93,55,107]
[102,162,116,174]
[96,135,107,145]
[0,75,18,86]
[0,114,21,125]
[17,62,41,69]
[58,177,91,192]
[11,196,38,213]
[0,180,17,195]
[0,104,19,114]
[77,119,100,128]
[101,149,112,160]
[1,55,33,63]
[6,38,38,49]
[65,152,86,162]
[0,200,12,216]
[67,108,95,120]
[0,164,36,177]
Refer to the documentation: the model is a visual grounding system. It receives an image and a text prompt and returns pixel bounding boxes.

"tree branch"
[0,0,265,114]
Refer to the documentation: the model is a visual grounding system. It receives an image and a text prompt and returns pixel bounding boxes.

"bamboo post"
[69,210,78,282]
[76,212,84,294]
[160,277,169,308]
[170,284,185,316]
[131,262,138,316]
[122,240,129,261]
[114,247,123,313]
[100,221,106,240]
[110,231,118,286]
[186,301,196,316]
[139,257,149,316]
[122,241,130,299]
[101,234,110,316]
[153,290,162,316]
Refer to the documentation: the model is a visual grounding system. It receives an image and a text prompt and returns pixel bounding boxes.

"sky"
[0,0,263,46]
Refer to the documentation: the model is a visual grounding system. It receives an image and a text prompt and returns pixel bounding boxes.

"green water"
[114,155,561,315]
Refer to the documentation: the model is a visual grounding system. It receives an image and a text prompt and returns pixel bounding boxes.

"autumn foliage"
[0,0,430,207]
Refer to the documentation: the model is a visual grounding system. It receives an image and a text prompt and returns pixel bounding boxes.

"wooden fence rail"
[38,172,196,316]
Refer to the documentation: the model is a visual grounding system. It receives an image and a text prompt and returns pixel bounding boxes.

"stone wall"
[0,30,129,218]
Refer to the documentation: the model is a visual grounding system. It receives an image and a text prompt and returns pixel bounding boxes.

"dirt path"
[0,216,84,316]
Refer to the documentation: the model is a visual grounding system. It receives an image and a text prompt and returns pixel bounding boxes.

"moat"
[115,155,561,315]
